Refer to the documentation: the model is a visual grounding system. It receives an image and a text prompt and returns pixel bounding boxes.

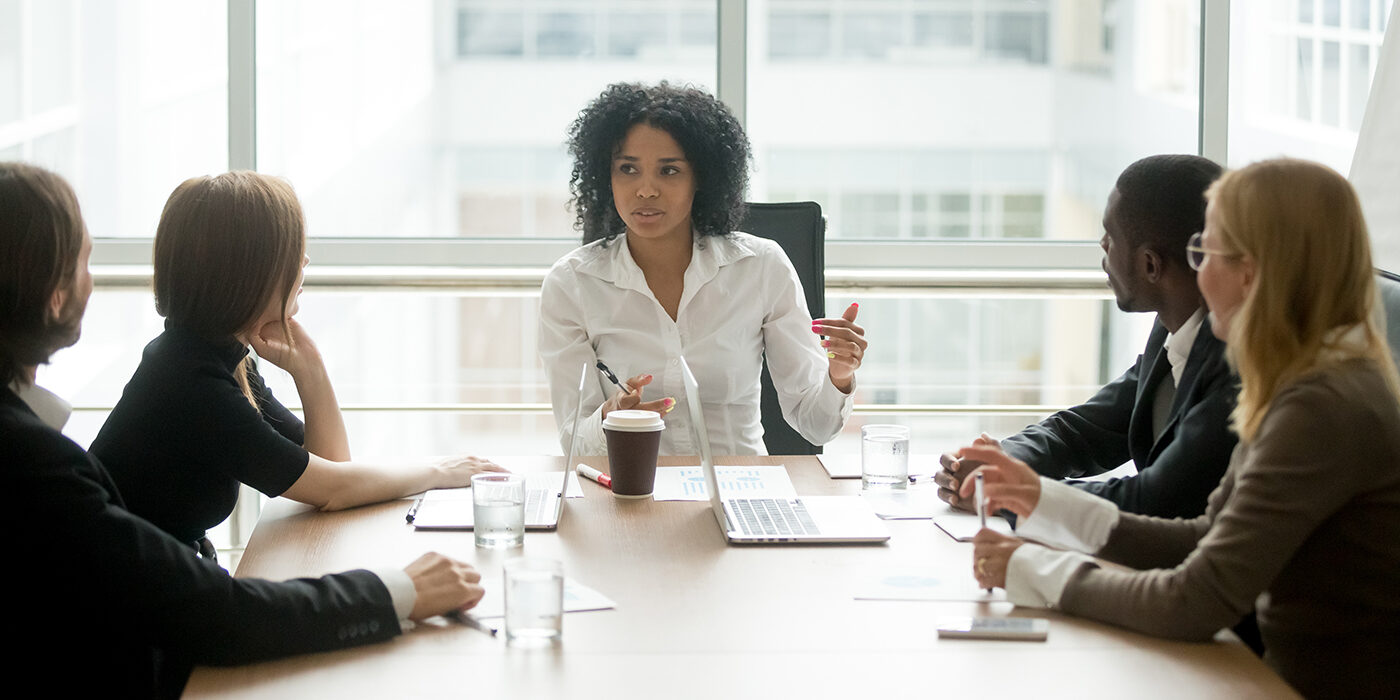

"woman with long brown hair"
[959,158,1400,697]
[91,171,502,555]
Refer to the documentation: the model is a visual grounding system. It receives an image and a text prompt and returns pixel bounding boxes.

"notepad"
[932,507,1014,541]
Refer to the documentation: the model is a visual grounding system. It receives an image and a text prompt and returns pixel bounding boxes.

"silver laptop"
[680,357,889,544]
[410,363,586,531]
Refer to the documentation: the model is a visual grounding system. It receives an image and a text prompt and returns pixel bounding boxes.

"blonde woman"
[959,158,1400,697]
[91,172,503,555]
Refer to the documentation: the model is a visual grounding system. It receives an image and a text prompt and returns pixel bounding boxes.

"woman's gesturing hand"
[600,372,674,419]
[813,302,866,393]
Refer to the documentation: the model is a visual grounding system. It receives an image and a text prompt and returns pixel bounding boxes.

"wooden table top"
[184,456,1296,699]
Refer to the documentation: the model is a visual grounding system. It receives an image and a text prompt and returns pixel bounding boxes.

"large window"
[0,0,227,238]
[256,0,716,239]
[747,0,1200,243]
[1229,0,1391,170]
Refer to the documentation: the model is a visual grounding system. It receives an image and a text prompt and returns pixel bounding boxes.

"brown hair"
[0,162,88,387]
[153,171,306,402]
[1206,158,1400,440]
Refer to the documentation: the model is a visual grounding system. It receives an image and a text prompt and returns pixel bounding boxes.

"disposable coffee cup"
[603,409,665,499]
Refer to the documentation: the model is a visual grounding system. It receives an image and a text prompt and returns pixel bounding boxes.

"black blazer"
[1002,316,1238,518]
[0,387,400,698]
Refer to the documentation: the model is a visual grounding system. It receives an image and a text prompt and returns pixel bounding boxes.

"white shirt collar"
[574,233,757,289]
[8,381,72,430]
[1163,307,1206,387]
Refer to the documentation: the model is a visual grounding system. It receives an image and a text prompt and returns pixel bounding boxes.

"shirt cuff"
[371,566,417,622]
[821,372,857,417]
[1005,543,1098,609]
[576,403,608,456]
[1015,478,1120,553]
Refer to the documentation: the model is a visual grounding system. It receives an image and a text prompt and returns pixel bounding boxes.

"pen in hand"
[595,360,632,394]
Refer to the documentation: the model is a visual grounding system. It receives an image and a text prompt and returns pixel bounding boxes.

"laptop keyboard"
[525,488,549,521]
[729,498,821,537]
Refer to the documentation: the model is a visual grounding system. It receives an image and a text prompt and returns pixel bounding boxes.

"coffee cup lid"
[603,409,665,431]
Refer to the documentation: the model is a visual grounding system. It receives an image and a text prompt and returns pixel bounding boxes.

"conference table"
[185,456,1296,699]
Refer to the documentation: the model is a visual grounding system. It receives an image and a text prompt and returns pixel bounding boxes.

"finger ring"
[976,557,988,577]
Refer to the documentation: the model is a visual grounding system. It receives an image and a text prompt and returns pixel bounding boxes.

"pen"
[595,360,633,394]
[405,494,425,523]
[576,464,613,489]
[444,610,498,637]
[976,471,992,593]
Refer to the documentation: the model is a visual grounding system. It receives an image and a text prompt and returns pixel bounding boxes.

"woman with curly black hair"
[539,82,868,456]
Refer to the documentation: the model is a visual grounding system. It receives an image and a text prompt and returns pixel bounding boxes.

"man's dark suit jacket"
[0,386,401,698]
[1002,316,1238,518]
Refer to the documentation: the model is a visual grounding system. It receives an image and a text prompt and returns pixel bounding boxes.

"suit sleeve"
[8,421,400,666]
[1057,379,1372,641]
[1001,351,1144,479]
[1067,354,1237,517]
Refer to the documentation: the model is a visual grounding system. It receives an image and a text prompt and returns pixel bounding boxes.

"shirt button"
[670,358,679,366]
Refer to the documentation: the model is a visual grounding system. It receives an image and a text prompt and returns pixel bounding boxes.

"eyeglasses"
[1185,231,1237,271]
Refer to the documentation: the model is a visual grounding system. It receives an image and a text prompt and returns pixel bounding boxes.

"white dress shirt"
[10,379,418,622]
[539,232,854,456]
[1164,307,1206,387]
[1003,478,1120,608]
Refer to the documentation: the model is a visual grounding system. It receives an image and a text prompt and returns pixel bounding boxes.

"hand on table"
[934,432,1000,511]
[972,529,1024,590]
[813,303,866,393]
[435,456,507,488]
[405,552,486,621]
[956,442,1042,520]
[600,372,674,419]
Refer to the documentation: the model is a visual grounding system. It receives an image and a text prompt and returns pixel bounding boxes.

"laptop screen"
[678,357,729,532]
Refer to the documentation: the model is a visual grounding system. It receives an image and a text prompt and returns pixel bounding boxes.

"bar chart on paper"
[651,466,799,501]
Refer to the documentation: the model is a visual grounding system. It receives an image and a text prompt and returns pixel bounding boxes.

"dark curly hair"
[567,82,751,244]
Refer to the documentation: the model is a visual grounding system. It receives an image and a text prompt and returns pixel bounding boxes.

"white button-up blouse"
[538,232,855,456]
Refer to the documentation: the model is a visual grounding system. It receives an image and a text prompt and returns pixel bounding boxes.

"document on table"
[817,453,943,480]
[859,487,947,519]
[470,578,616,619]
[651,465,798,501]
[854,568,1007,603]
[932,507,1014,542]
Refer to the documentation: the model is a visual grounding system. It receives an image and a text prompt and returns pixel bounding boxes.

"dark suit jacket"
[1001,316,1237,518]
[0,387,400,698]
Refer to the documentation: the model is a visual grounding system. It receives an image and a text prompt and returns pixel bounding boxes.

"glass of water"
[504,558,564,646]
[861,424,910,490]
[472,473,525,548]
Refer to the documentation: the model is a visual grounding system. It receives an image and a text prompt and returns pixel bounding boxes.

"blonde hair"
[153,171,306,406]
[1206,158,1400,441]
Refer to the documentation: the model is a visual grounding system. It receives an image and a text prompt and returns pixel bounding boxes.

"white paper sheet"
[817,453,944,480]
[859,487,947,519]
[854,568,1007,603]
[650,465,797,501]
[932,508,1015,542]
[470,578,617,619]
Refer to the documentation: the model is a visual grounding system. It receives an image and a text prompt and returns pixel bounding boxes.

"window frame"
[85,0,1228,287]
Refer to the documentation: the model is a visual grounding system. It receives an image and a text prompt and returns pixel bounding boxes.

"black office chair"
[740,201,827,455]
